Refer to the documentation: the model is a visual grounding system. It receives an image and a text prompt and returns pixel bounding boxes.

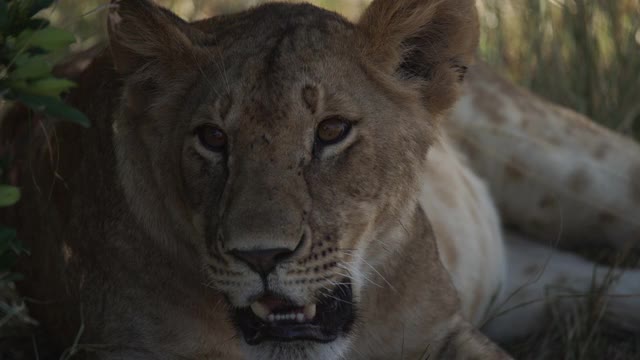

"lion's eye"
[195,125,227,152]
[316,117,351,145]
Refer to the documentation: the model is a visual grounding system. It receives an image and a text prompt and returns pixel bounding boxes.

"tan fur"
[3,1,640,359]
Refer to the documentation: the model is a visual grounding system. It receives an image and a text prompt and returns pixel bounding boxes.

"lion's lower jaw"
[239,338,351,360]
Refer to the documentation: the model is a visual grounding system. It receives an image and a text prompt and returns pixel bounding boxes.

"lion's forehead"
[192,4,356,83]
[195,3,354,47]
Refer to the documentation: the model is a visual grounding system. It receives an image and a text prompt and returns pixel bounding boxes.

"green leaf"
[10,55,52,79]
[0,185,20,207]
[14,28,34,48]
[25,77,75,97]
[0,227,16,244]
[0,272,24,284]
[6,79,29,92]
[15,93,90,127]
[15,27,75,52]
[0,250,18,271]
[40,100,90,127]
[0,227,29,275]
[0,227,28,255]
[0,228,17,255]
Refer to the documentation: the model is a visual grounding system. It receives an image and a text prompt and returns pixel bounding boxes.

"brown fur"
[3,0,511,359]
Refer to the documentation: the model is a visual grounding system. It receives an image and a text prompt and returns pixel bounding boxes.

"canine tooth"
[268,314,275,322]
[250,302,270,321]
[296,313,305,322]
[288,314,295,320]
[304,304,317,320]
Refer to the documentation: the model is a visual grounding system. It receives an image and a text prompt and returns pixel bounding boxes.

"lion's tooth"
[296,313,305,322]
[304,304,317,320]
[250,302,270,321]
[268,314,275,322]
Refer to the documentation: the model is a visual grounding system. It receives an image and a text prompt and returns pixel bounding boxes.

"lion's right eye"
[195,125,227,152]
[316,117,352,146]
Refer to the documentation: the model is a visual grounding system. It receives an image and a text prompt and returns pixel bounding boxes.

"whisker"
[338,249,397,292]
[337,264,383,288]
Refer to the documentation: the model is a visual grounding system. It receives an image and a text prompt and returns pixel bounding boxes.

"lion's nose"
[230,248,295,276]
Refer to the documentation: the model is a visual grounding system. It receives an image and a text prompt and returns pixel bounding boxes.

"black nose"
[230,248,295,276]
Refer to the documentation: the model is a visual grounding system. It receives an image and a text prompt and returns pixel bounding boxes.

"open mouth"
[233,281,355,345]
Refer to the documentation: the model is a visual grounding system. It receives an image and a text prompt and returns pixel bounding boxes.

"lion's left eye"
[195,125,227,152]
[316,117,351,146]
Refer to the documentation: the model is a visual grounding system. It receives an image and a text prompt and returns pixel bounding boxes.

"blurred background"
[43,0,640,140]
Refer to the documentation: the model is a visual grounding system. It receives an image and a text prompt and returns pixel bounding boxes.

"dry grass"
[478,0,640,140]
[505,314,640,360]
[504,247,640,359]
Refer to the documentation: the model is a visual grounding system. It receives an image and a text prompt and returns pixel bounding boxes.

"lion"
[3,0,640,359]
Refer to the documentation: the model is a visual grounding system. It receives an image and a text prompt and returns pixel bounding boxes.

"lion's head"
[108,0,477,357]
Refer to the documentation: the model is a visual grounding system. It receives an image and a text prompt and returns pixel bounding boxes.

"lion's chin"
[240,338,352,360]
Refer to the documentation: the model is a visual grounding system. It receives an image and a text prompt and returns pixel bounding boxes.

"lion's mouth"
[233,281,355,345]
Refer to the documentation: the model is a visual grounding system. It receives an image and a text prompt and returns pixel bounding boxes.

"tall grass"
[478,0,640,140]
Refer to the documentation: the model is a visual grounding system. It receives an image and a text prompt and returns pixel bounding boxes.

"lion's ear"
[107,0,201,75]
[357,0,479,116]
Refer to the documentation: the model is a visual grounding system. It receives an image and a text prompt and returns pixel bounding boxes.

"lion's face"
[109,0,476,358]
[182,7,433,356]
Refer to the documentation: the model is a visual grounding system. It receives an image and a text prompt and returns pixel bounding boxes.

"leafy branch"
[0,0,89,278]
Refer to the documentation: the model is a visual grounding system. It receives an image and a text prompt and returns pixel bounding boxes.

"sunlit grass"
[478,0,640,139]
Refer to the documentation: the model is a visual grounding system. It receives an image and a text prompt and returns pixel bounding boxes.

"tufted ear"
[108,0,210,115]
[107,0,202,76]
[358,0,479,116]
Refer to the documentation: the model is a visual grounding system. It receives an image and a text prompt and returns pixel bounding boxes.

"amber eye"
[316,117,351,145]
[195,125,227,152]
